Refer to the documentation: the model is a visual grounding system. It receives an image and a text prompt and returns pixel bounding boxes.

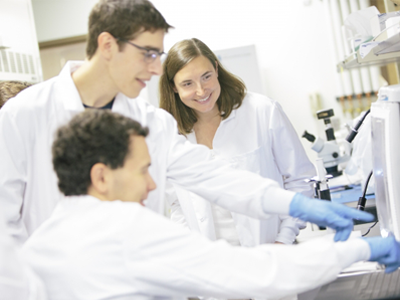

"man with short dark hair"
[52,109,151,198]
[0,0,373,246]
[21,110,400,300]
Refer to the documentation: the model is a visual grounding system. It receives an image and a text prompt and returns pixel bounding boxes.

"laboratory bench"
[297,184,380,242]
[297,185,400,300]
[330,184,379,229]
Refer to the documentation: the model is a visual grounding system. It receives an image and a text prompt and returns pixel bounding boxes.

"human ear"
[90,163,108,194]
[215,61,218,77]
[97,32,117,61]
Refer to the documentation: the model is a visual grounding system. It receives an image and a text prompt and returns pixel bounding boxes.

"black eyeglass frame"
[116,37,166,63]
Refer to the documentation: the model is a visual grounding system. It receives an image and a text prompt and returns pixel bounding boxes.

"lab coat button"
[200,217,206,222]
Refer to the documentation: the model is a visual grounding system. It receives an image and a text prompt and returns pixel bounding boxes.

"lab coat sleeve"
[0,211,47,300]
[123,207,370,299]
[265,100,315,244]
[161,111,295,220]
[0,102,30,244]
[165,182,190,230]
[269,100,315,197]
[275,216,305,244]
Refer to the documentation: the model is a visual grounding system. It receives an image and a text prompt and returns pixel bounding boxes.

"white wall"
[32,0,98,42]
[0,0,42,82]
[31,0,349,162]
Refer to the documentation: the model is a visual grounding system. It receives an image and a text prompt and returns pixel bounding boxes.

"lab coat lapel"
[172,185,202,233]
[185,132,217,241]
[231,212,259,246]
[186,131,197,144]
[190,193,217,241]
[221,108,236,123]
[112,93,132,116]
[56,61,86,113]
[112,94,150,129]
[172,184,217,240]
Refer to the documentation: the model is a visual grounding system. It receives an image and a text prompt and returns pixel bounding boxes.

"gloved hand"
[289,193,375,242]
[364,236,400,273]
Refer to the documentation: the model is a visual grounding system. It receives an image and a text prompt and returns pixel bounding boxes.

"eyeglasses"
[116,37,166,63]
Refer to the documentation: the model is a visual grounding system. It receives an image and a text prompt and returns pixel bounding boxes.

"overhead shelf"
[337,33,400,71]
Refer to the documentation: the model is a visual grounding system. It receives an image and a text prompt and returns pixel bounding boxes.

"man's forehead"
[130,136,150,160]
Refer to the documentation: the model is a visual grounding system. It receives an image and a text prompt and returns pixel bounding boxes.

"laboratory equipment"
[356,170,373,211]
[370,84,400,240]
[305,158,332,231]
[345,109,371,143]
[344,110,374,212]
[306,158,332,201]
[302,108,349,177]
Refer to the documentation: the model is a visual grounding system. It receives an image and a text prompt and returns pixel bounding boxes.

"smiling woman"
[159,38,316,253]
[160,38,245,135]
[172,55,221,117]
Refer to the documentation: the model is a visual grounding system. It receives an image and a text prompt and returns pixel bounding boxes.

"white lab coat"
[0,212,47,300]
[22,195,370,300]
[168,93,315,246]
[0,61,296,244]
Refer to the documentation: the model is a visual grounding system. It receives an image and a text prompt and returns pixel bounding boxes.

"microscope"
[302,108,349,178]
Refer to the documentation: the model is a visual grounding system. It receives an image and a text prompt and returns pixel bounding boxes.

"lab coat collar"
[186,108,237,143]
[221,108,236,124]
[57,61,86,112]
[187,131,197,143]
[58,61,130,114]
[112,93,132,116]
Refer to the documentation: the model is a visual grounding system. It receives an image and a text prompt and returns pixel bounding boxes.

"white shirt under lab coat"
[168,93,315,246]
[0,61,296,244]
[21,195,371,300]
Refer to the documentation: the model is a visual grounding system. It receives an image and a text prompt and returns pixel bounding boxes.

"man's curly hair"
[52,109,148,196]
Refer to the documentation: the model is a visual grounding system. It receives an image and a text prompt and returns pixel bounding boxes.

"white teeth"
[197,95,209,102]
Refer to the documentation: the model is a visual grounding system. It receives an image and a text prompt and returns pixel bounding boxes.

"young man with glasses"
[0,0,374,246]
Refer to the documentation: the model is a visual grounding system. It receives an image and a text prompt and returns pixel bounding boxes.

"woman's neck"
[195,104,221,125]
[193,105,221,149]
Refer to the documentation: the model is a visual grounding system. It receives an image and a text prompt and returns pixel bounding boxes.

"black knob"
[302,131,315,143]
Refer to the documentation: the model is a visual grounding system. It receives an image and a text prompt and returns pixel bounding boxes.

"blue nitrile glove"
[289,193,375,242]
[364,236,400,273]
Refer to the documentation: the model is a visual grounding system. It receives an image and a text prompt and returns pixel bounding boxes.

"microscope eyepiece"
[316,108,334,120]
[302,131,316,143]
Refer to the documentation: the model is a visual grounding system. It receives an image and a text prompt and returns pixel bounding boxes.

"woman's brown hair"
[159,38,246,135]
